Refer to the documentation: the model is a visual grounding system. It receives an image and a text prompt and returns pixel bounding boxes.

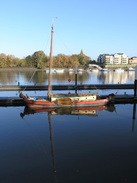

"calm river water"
[0,70,137,183]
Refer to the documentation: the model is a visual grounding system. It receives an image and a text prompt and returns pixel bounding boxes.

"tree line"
[0,50,94,69]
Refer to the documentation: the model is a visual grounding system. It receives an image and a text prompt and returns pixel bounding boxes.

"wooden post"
[134,65,137,96]
[132,103,136,132]
[134,80,137,96]
[75,65,78,94]
[133,65,137,132]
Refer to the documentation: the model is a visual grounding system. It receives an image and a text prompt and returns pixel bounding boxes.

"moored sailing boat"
[20,24,109,108]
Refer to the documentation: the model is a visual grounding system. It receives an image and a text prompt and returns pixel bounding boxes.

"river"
[0,69,137,183]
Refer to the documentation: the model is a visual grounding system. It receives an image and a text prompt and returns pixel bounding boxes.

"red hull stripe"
[25,99,108,107]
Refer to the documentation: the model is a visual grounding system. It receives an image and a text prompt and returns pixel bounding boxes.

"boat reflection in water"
[20,104,115,118]
[19,104,115,181]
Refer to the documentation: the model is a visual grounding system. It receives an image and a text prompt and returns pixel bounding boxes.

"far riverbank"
[0,65,135,72]
[0,67,40,71]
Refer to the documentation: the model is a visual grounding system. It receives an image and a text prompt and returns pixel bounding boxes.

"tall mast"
[48,24,54,97]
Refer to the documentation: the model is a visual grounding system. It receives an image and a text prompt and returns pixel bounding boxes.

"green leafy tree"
[25,55,33,67]
[78,50,90,65]
[32,51,48,69]
[14,58,23,66]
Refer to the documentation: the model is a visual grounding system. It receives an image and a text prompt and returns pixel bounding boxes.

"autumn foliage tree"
[0,53,23,67]
[52,50,90,68]
[0,50,90,68]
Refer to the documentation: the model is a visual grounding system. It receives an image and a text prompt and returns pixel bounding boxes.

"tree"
[0,53,7,67]
[54,54,70,67]
[14,58,23,66]
[78,50,90,65]
[25,55,33,67]
[0,50,91,68]
[31,51,48,69]
[70,55,80,66]
[6,55,14,67]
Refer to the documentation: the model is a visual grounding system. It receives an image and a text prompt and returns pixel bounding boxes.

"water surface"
[0,104,137,183]
[0,70,137,182]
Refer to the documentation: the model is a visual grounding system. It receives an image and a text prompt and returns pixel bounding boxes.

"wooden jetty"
[0,94,137,107]
[0,84,136,91]
[0,97,25,106]
[0,83,137,106]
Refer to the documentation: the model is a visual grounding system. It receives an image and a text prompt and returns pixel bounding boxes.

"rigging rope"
[22,69,37,91]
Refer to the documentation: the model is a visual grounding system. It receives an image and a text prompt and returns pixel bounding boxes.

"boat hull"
[20,92,109,108]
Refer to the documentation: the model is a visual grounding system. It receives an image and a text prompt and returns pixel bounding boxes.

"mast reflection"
[48,112,57,180]
[20,104,115,181]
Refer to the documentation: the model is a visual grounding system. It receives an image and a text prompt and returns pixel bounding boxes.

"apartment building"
[129,57,137,64]
[97,53,129,65]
